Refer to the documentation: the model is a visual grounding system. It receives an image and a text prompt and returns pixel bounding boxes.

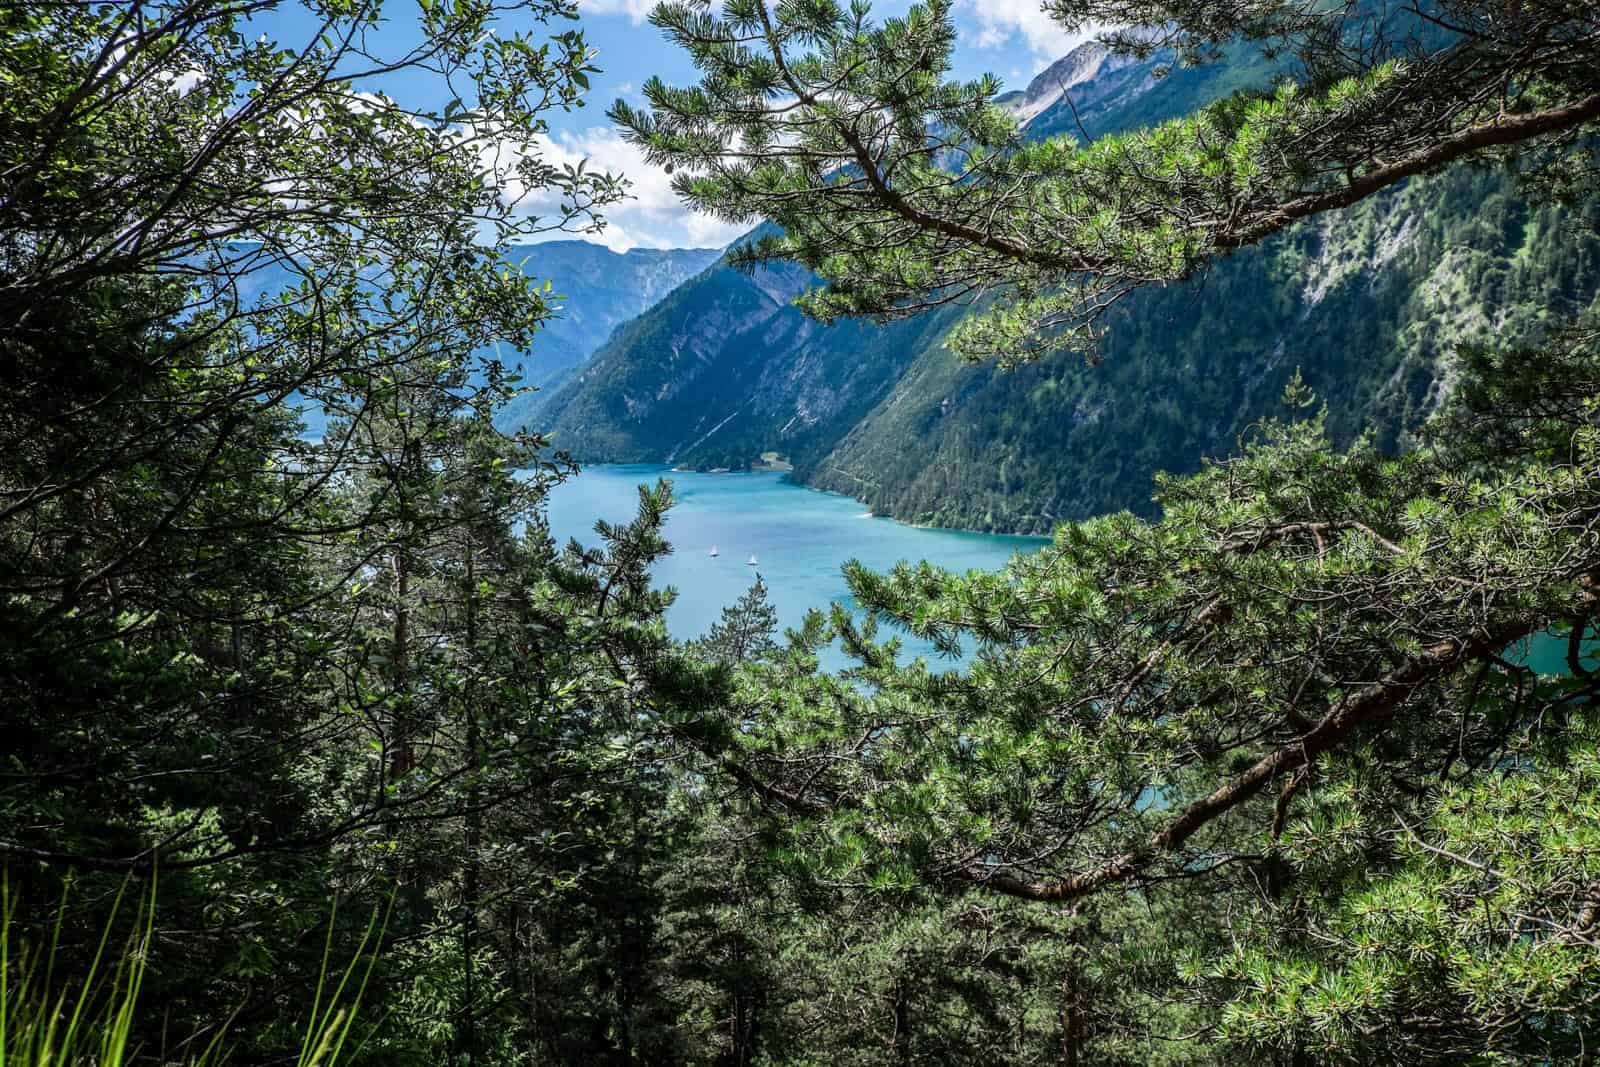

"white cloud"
[957,0,1099,68]
[513,126,749,251]
[575,0,656,22]
[166,67,206,95]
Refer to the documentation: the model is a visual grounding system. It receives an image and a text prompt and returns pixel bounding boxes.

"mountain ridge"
[533,41,1600,533]
[487,240,721,430]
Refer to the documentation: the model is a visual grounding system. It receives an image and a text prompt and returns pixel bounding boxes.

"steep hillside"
[488,241,720,428]
[807,169,1600,531]
[539,42,1600,532]
[536,44,1243,469]
[539,244,976,470]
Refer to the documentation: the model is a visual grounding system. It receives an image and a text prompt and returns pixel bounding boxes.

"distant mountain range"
[487,241,721,430]
[230,239,719,437]
[526,42,1600,533]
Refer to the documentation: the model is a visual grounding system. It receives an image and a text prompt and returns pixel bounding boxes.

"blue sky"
[552,1,1094,250]
[256,1,1095,252]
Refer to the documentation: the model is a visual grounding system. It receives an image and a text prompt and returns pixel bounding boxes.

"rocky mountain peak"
[1004,41,1123,125]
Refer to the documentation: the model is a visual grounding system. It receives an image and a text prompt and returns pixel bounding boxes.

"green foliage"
[667,315,1600,1059]
[0,1,724,1060]
[0,875,379,1066]
[11,0,1600,1060]
[1215,731,1600,1059]
[1,877,162,1067]
[615,0,1600,360]
[695,576,781,665]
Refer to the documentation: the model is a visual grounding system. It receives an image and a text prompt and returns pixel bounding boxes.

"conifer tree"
[0,1,708,1057]
[623,1,1600,1059]
[697,575,781,665]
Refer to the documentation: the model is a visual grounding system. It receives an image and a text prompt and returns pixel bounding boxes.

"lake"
[545,464,1047,665]
[545,464,1579,677]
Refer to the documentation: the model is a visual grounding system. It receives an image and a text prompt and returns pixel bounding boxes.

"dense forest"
[5,0,1600,1064]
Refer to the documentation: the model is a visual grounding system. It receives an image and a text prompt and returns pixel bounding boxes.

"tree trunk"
[460,536,481,1066]
[389,547,413,783]
[1060,907,1081,1067]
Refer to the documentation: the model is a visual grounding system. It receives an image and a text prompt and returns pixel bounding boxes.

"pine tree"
[696,576,781,665]
[618,1,1600,1058]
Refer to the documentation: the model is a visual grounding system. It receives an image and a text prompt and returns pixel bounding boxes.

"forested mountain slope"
[487,241,720,426]
[538,42,1600,531]
[533,45,1255,470]
[810,169,1600,531]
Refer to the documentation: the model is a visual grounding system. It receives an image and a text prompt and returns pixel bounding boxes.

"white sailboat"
[709,545,719,557]
[746,554,759,566]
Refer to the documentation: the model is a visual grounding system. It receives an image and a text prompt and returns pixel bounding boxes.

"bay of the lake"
[545,464,1048,666]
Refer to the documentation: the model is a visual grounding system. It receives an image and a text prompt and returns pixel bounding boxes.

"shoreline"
[619,462,1052,542]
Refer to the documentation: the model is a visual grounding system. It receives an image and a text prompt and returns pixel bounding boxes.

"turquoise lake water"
[545,464,1578,676]
[545,465,1047,664]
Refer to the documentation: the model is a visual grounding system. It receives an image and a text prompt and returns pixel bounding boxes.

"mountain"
[807,168,1600,531]
[533,245,965,472]
[536,43,1600,532]
[995,43,1142,125]
[227,239,718,436]
[531,48,1216,469]
[487,241,721,429]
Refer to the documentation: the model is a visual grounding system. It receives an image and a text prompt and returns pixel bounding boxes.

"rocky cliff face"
[487,241,721,431]
[996,44,1139,125]
[534,42,1600,532]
